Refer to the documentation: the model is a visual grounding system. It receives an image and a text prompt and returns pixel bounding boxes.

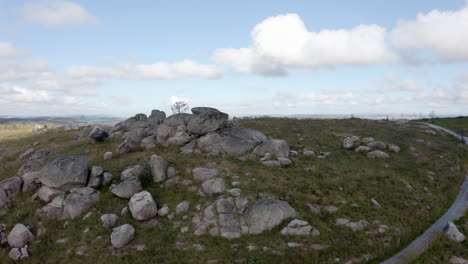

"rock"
[307,203,321,215]
[75,131,89,141]
[87,166,104,188]
[110,179,143,199]
[149,155,167,183]
[262,160,281,167]
[9,247,29,260]
[244,199,297,234]
[342,136,360,150]
[176,201,190,214]
[339,219,369,232]
[36,194,65,218]
[443,222,465,243]
[167,166,177,178]
[450,256,468,264]
[367,150,390,159]
[62,187,100,219]
[140,136,157,149]
[395,119,409,126]
[117,138,135,155]
[166,126,192,146]
[17,149,49,176]
[324,205,338,213]
[7,224,34,248]
[148,109,166,125]
[303,150,315,156]
[18,148,35,160]
[228,188,241,197]
[336,218,350,226]
[89,126,109,143]
[21,171,41,192]
[196,127,268,156]
[127,127,148,143]
[103,152,112,160]
[111,224,135,248]
[102,172,113,186]
[36,185,63,203]
[186,107,229,135]
[253,139,290,158]
[277,157,293,166]
[128,191,158,221]
[388,144,401,153]
[201,178,225,197]
[121,165,145,181]
[362,137,375,144]
[192,168,219,182]
[280,219,315,236]
[354,146,371,153]
[39,155,89,191]
[101,214,119,228]
[0,177,23,198]
[367,141,387,150]
[370,198,382,208]
[158,206,169,216]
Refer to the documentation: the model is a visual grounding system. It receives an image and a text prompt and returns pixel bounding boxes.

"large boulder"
[128,191,158,221]
[39,155,89,191]
[21,171,41,192]
[147,110,166,126]
[0,177,23,198]
[62,187,100,219]
[36,185,63,203]
[89,126,109,144]
[187,107,228,135]
[110,179,142,199]
[7,224,34,248]
[111,224,135,248]
[120,165,145,181]
[87,166,104,188]
[254,139,290,158]
[149,155,167,183]
[244,199,297,234]
[116,138,135,155]
[195,127,268,156]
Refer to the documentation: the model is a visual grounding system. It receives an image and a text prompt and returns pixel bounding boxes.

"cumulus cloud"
[0,60,51,81]
[213,14,397,75]
[22,0,98,27]
[0,42,29,58]
[370,73,422,93]
[391,5,468,61]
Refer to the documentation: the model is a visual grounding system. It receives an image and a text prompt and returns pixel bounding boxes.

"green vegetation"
[0,118,467,263]
[0,123,36,141]
[419,116,468,136]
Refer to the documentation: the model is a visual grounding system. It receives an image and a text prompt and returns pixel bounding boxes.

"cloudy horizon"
[1,0,468,117]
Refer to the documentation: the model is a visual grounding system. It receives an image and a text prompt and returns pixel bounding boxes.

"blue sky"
[1,0,468,117]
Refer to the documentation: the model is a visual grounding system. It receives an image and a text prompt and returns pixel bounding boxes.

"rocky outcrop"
[61,187,100,219]
[39,155,89,191]
[89,126,109,144]
[17,149,50,176]
[254,139,290,158]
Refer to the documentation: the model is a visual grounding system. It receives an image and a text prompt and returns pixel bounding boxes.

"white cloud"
[214,14,397,75]
[0,60,51,81]
[135,60,222,80]
[0,42,29,58]
[371,73,422,92]
[22,0,98,27]
[391,5,468,61]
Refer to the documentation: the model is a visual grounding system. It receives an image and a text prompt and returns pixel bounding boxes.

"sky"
[1,0,468,118]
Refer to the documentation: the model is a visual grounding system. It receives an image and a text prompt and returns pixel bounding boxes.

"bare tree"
[429,110,436,123]
[171,101,189,114]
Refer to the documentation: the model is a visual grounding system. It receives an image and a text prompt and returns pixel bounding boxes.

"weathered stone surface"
[362,137,375,144]
[388,144,401,153]
[75,131,90,141]
[367,141,387,150]
[187,107,228,135]
[39,155,89,191]
[254,139,290,158]
[18,148,35,160]
[355,146,371,153]
[101,214,119,229]
[121,165,145,181]
[367,150,390,159]
[17,149,50,176]
[62,187,100,219]
[7,224,34,248]
[244,199,297,234]
[192,168,219,182]
[450,256,468,264]
[280,219,315,236]
[342,136,360,150]
[87,166,104,188]
[128,191,158,221]
[110,179,142,199]
[21,171,41,192]
[102,172,113,186]
[116,138,135,155]
[277,157,293,166]
[89,126,109,144]
[103,152,112,160]
[443,222,465,243]
[0,177,23,198]
[140,135,157,149]
[111,224,135,248]
[201,178,225,197]
[36,185,63,203]
[149,155,167,183]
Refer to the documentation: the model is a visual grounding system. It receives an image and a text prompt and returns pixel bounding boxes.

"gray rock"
[129,191,158,221]
[166,126,192,146]
[450,256,468,264]
[187,107,228,135]
[361,137,375,144]
[176,201,190,214]
[367,150,390,159]
[140,136,157,149]
[367,141,387,150]
[303,150,315,156]
[254,139,290,158]
[324,205,338,213]
[192,168,219,182]
[101,214,119,228]
[87,166,104,188]
[111,224,135,248]
[149,155,167,183]
[370,198,382,208]
[158,206,169,216]
[388,144,401,153]
[8,247,29,260]
[21,171,41,192]
[277,157,293,166]
[7,224,34,248]
[121,165,145,181]
[102,172,113,186]
[342,136,360,150]
[167,166,177,179]
[443,222,465,243]
[110,179,142,199]
[244,199,297,234]
[89,126,109,144]
[201,178,225,197]
[39,155,89,191]
[355,146,371,153]
[116,138,135,155]
[17,149,49,176]
[156,123,177,144]
[36,185,63,203]
[104,152,112,160]
[127,127,148,143]
[262,160,281,167]
[75,131,90,141]
[280,219,314,236]
[18,148,35,160]
[0,177,23,198]
[62,187,100,219]
[216,198,235,213]
[228,188,241,197]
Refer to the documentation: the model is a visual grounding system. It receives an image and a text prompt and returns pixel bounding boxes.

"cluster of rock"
[340,135,400,159]
[1,224,34,260]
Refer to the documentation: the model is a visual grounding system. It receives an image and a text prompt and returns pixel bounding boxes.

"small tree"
[429,110,436,123]
[171,101,189,114]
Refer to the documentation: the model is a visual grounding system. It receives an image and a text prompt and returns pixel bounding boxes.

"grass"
[0,123,37,141]
[419,116,468,136]
[0,118,467,263]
